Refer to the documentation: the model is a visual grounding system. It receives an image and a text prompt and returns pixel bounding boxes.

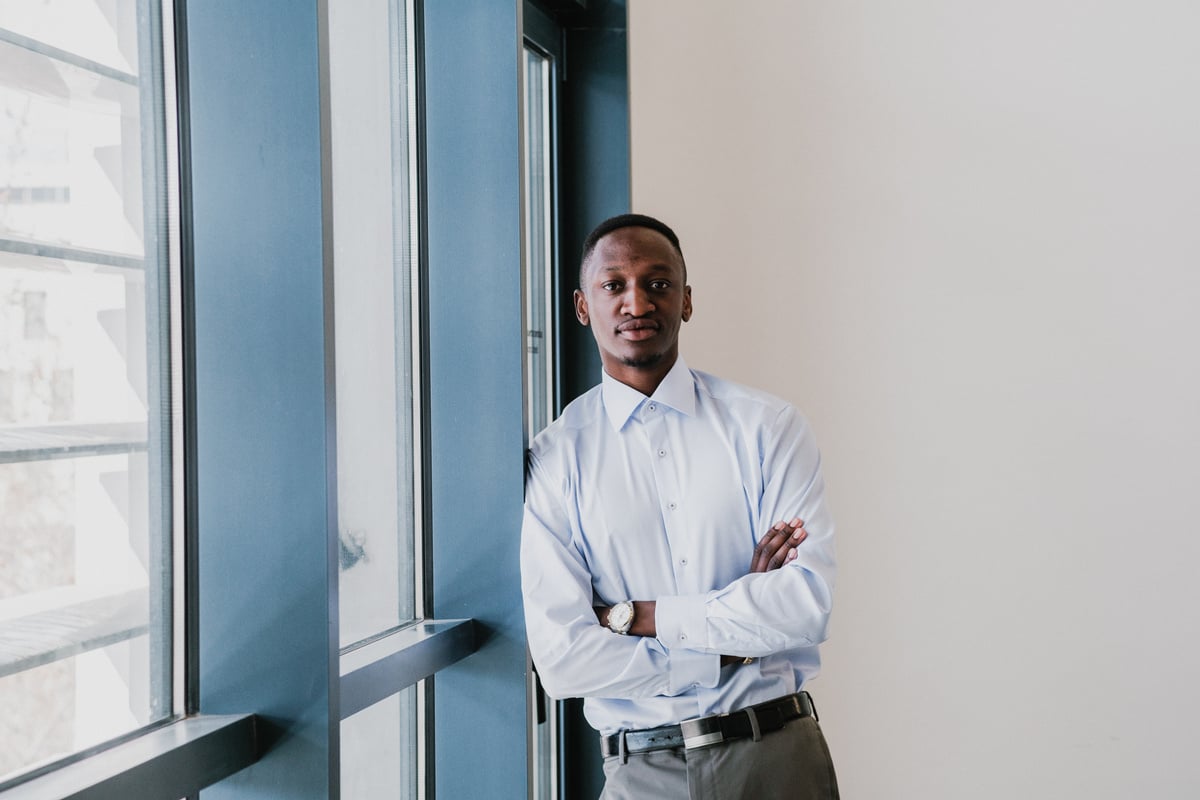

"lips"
[617,319,660,340]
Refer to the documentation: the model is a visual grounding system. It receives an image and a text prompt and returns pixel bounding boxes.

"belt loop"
[803,691,819,722]
[745,707,762,742]
[618,730,628,764]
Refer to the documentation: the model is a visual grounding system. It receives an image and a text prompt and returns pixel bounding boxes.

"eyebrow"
[596,263,675,274]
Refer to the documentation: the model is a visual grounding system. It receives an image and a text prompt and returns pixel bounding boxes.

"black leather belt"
[599,691,817,759]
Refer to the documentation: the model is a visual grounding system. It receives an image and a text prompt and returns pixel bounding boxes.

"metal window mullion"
[408,0,434,793]
[134,0,176,727]
[389,0,419,632]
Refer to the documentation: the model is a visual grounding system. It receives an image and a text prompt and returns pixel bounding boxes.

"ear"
[681,285,693,322]
[574,289,590,326]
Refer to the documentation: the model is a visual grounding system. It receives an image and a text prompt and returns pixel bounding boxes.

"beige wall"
[630,2,1200,797]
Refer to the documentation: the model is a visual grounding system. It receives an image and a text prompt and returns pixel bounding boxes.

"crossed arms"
[593,517,811,666]
[521,405,836,701]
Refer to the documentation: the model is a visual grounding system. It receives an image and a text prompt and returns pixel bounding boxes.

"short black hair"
[579,213,687,286]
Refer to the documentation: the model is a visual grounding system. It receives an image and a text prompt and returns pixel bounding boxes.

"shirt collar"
[601,357,696,431]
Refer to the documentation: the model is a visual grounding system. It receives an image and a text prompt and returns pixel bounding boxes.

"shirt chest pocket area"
[575,442,754,598]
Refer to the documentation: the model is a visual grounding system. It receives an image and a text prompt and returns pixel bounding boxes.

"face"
[574,226,692,394]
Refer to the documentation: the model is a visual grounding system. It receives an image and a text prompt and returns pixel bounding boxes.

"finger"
[779,518,806,547]
[767,527,808,570]
[766,535,796,570]
[751,523,789,559]
[750,532,775,572]
[751,526,791,572]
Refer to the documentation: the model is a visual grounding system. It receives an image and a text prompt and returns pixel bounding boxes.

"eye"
[601,281,621,291]
[649,280,671,291]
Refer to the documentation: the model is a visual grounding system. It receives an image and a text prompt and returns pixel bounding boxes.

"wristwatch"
[607,601,635,635]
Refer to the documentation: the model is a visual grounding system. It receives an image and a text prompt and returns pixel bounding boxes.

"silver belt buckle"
[680,714,726,750]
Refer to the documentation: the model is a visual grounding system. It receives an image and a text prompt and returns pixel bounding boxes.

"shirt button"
[648,404,656,411]
[668,502,677,510]
[679,558,687,566]
[658,449,666,457]
[679,633,687,641]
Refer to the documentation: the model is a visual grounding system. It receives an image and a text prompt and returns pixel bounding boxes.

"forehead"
[587,227,683,278]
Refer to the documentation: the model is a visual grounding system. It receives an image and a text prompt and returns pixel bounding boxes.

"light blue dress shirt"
[521,357,836,734]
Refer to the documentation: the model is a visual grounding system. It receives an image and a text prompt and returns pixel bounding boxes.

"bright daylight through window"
[0,0,177,785]
[328,0,421,795]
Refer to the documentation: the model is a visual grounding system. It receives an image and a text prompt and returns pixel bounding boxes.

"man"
[521,214,839,799]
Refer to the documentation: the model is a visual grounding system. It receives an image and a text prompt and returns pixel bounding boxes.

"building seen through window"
[0,1,176,783]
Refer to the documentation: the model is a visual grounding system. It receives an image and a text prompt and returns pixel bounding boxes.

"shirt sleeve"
[654,404,837,658]
[521,449,721,700]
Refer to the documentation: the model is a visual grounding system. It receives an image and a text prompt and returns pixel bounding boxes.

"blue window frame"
[0,2,629,798]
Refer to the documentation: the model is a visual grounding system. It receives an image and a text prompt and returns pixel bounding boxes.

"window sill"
[0,714,257,800]
[340,618,477,719]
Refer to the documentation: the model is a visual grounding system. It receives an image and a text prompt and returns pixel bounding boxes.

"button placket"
[645,410,693,592]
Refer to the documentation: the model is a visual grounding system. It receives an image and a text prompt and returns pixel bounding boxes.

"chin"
[620,352,666,369]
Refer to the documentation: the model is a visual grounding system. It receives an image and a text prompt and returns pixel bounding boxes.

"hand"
[594,519,805,662]
[717,519,808,667]
[749,518,807,574]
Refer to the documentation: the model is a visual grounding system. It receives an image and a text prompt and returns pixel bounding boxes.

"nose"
[622,285,655,316]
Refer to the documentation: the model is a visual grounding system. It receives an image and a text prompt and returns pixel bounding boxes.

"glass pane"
[523,44,559,800]
[328,0,418,648]
[523,47,553,437]
[0,452,162,780]
[0,1,139,75]
[340,685,418,799]
[0,2,175,784]
[0,39,145,257]
[0,254,149,427]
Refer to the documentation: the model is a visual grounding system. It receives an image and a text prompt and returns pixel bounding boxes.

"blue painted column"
[184,2,336,797]
[423,3,529,798]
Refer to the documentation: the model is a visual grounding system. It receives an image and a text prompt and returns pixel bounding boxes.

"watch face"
[610,602,633,633]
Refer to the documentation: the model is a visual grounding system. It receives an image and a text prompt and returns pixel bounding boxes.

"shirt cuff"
[667,646,719,695]
[655,592,708,649]
[656,594,717,693]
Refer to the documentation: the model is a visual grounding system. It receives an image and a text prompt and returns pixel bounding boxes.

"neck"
[604,352,679,397]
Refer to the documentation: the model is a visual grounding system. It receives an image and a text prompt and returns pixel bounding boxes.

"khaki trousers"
[600,715,839,800]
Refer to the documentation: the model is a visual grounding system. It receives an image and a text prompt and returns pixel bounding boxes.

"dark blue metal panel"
[558,3,630,404]
[554,5,630,796]
[184,2,335,798]
[423,2,529,798]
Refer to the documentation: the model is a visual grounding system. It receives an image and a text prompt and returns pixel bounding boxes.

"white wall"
[629,2,1200,797]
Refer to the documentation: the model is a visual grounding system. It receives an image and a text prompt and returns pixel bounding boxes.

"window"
[329,0,419,655]
[327,0,422,795]
[0,0,179,785]
[0,1,621,795]
[524,44,556,439]
[523,37,561,800]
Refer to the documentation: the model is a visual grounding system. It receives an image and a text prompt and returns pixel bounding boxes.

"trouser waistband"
[599,691,817,760]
